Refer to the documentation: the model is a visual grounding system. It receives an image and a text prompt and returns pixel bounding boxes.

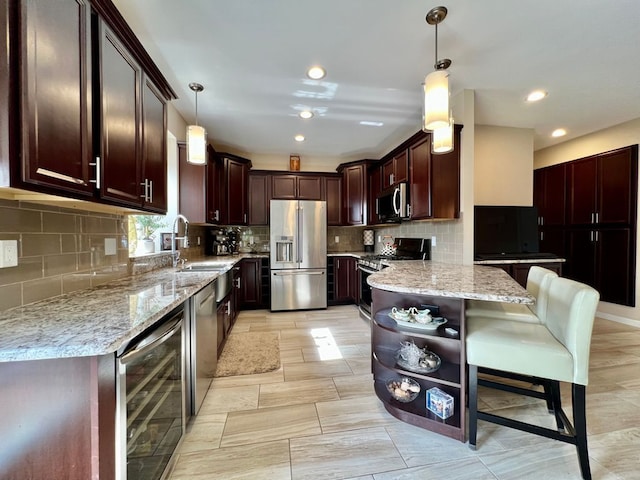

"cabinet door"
[248,172,270,226]
[271,175,297,199]
[240,259,262,309]
[567,157,597,225]
[297,175,323,200]
[598,148,636,225]
[325,175,342,226]
[226,159,248,225]
[382,150,408,188]
[207,146,222,224]
[565,229,597,287]
[368,166,382,225]
[382,159,394,189]
[539,227,566,257]
[99,22,142,206]
[343,164,366,225]
[334,257,353,302]
[534,163,566,226]
[409,136,432,219]
[178,142,206,222]
[597,228,634,306]
[19,0,94,196]
[430,128,461,219]
[141,77,167,212]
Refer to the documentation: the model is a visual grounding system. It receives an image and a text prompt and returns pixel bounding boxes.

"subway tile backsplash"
[0,199,130,310]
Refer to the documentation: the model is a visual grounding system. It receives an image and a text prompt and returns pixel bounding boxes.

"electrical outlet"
[0,240,18,268]
[197,236,201,246]
[334,236,340,243]
[431,236,437,247]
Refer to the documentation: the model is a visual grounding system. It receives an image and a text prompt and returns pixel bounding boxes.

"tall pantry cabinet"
[534,145,638,306]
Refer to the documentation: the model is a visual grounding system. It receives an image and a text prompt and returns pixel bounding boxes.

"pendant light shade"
[186,82,207,165]
[187,124,207,165]
[423,69,450,131]
[421,6,454,154]
[432,116,454,154]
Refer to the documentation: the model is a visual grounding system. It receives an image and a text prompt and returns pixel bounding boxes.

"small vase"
[142,238,155,254]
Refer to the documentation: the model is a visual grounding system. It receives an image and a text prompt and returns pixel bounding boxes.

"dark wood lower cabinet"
[566,228,635,306]
[329,256,358,305]
[481,261,563,288]
[240,258,262,309]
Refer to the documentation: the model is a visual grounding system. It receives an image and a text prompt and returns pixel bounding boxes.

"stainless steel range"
[357,237,431,320]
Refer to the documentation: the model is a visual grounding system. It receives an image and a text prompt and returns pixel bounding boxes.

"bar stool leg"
[549,380,565,431]
[468,364,478,450]
[573,384,591,480]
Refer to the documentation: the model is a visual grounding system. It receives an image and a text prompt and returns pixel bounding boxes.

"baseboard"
[596,310,640,329]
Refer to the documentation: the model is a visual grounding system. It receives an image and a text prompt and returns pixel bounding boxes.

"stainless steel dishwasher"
[191,281,217,415]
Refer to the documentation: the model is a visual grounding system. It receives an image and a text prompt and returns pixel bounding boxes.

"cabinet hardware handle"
[390,173,394,185]
[595,230,599,242]
[540,232,544,241]
[214,210,220,221]
[590,231,594,242]
[244,213,247,223]
[591,212,594,223]
[140,179,148,200]
[89,157,101,189]
[595,212,599,223]
[148,180,153,203]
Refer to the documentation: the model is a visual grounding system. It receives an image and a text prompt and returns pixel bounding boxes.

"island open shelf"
[371,289,467,442]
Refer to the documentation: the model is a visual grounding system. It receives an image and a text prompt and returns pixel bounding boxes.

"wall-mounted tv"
[474,206,539,259]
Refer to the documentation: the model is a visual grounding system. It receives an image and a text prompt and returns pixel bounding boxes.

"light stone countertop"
[327,251,368,257]
[367,260,535,304]
[474,257,565,265]
[0,260,243,363]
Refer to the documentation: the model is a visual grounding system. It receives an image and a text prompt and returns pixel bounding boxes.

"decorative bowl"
[386,377,420,403]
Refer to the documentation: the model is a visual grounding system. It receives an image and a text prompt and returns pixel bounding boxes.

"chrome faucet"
[172,214,189,268]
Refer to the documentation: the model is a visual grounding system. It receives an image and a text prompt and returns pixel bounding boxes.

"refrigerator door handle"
[273,270,325,276]
[297,205,303,263]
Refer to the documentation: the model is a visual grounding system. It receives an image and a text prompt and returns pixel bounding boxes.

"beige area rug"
[214,331,281,377]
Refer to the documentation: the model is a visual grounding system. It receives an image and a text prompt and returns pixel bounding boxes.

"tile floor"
[167,305,640,480]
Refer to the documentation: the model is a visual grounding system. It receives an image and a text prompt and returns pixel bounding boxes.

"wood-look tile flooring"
[168,306,640,480]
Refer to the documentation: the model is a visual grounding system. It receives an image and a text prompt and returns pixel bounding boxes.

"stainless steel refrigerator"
[270,199,327,311]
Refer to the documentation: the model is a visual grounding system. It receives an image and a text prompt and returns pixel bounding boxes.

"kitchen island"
[367,260,534,442]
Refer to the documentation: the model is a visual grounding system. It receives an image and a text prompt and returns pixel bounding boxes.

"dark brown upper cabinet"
[216,153,252,225]
[382,149,408,189]
[338,161,373,226]
[248,171,270,226]
[567,146,638,226]
[271,174,323,200]
[325,174,343,226]
[367,165,382,225]
[533,163,566,227]
[1,0,95,196]
[0,0,175,213]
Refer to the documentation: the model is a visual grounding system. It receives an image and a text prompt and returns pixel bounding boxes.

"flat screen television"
[474,206,540,259]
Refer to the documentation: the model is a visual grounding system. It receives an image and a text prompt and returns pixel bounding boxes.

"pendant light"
[186,82,207,165]
[422,6,454,154]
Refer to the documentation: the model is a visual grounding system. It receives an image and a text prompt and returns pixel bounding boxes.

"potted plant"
[133,215,166,254]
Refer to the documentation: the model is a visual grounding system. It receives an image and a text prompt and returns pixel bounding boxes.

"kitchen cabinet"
[338,160,374,226]
[325,174,343,226]
[240,258,262,309]
[534,163,566,227]
[330,256,358,304]
[271,173,323,200]
[382,149,409,189]
[1,0,175,213]
[368,164,382,225]
[408,136,432,219]
[371,288,466,442]
[567,146,637,226]
[215,153,252,225]
[248,171,271,226]
[566,228,634,306]
[3,0,95,197]
[178,141,207,223]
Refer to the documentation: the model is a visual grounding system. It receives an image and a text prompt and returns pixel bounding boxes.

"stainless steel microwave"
[377,182,409,223]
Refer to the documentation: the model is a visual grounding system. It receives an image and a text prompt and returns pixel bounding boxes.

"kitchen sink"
[177,261,234,303]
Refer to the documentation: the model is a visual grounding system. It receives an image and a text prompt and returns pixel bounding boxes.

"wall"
[474,125,534,206]
[534,117,640,325]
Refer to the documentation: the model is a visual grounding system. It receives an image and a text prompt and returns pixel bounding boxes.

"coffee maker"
[205,228,230,255]
[227,228,240,255]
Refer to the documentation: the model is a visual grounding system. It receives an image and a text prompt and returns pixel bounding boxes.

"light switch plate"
[431,236,437,247]
[0,240,18,268]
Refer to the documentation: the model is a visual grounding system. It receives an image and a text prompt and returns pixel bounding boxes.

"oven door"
[358,264,376,320]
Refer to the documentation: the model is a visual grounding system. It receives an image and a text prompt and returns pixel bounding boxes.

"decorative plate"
[392,316,447,331]
[386,377,420,403]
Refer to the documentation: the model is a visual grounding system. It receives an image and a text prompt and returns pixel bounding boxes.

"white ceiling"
[112,0,640,159]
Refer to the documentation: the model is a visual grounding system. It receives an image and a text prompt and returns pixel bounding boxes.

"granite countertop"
[367,260,535,304]
[327,251,369,257]
[0,256,253,363]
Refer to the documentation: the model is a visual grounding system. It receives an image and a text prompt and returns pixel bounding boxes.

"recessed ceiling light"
[294,134,305,142]
[551,128,567,138]
[526,90,548,102]
[306,66,326,80]
[360,121,384,127]
[299,110,314,119]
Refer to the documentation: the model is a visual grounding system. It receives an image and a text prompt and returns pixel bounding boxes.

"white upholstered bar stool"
[465,266,558,323]
[466,276,599,480]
